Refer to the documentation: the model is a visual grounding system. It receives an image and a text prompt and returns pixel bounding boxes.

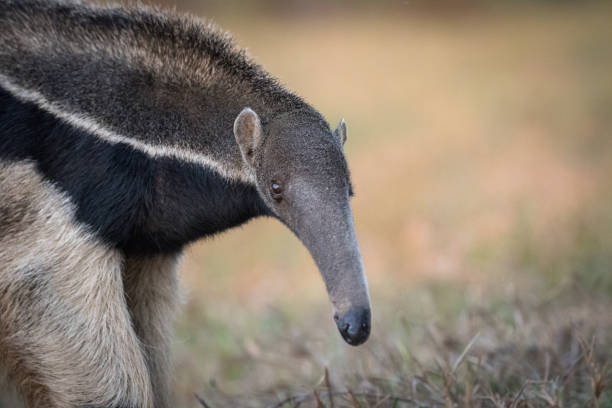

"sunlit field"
[124,2,612,406]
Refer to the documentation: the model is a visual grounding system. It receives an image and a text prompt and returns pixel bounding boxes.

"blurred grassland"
[125,1,612,406]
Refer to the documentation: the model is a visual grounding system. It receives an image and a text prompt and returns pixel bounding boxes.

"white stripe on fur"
[0,74,254,184]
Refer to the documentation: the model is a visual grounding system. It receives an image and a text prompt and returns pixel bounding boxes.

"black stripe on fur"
[0,87,270,255]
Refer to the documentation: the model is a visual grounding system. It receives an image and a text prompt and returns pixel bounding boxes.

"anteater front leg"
[124,254,182,408]
[0,161,153,408]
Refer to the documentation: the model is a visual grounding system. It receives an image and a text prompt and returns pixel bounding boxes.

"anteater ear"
[333,118,347,145]
[234,107,263,166]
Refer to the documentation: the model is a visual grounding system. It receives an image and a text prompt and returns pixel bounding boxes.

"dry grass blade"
[452,332,480,373]
[577,335,610,408]
[509,381,552,408]
[372,394,391,408]
[314,390,325,408]
[195,394,212,408]
[269,393,310,408]
[347,390,364,408]
[271,392,416,408]
[324,367,335,408]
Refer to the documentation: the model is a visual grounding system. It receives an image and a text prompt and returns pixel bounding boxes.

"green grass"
[183,279,612,407]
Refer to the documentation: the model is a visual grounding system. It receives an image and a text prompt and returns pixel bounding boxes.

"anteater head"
[233,107,371,346]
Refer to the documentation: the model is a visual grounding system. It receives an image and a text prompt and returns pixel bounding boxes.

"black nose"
[334,307,371,346]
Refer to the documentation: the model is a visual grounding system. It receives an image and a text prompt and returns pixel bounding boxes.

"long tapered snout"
[233,107,370,344]
[294,200,371,346]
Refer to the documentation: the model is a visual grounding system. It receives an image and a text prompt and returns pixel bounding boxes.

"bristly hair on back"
[1,0,310,114]
[0,0,324,183]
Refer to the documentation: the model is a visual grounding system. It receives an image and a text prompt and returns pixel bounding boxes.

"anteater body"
[0,1,371,407]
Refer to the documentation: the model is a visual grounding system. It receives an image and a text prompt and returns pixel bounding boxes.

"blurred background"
[123,0,612,406]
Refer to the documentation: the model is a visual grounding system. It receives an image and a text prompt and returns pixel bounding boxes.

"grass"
[188,278,612,407]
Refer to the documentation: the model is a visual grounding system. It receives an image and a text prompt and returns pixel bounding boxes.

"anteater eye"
[270,182,283,202]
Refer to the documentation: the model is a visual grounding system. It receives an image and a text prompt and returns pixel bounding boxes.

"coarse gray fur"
[1,0,314,182]
[0,1,371,407]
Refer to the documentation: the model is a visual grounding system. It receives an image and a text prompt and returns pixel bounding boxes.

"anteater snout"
[334,306,371,346]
